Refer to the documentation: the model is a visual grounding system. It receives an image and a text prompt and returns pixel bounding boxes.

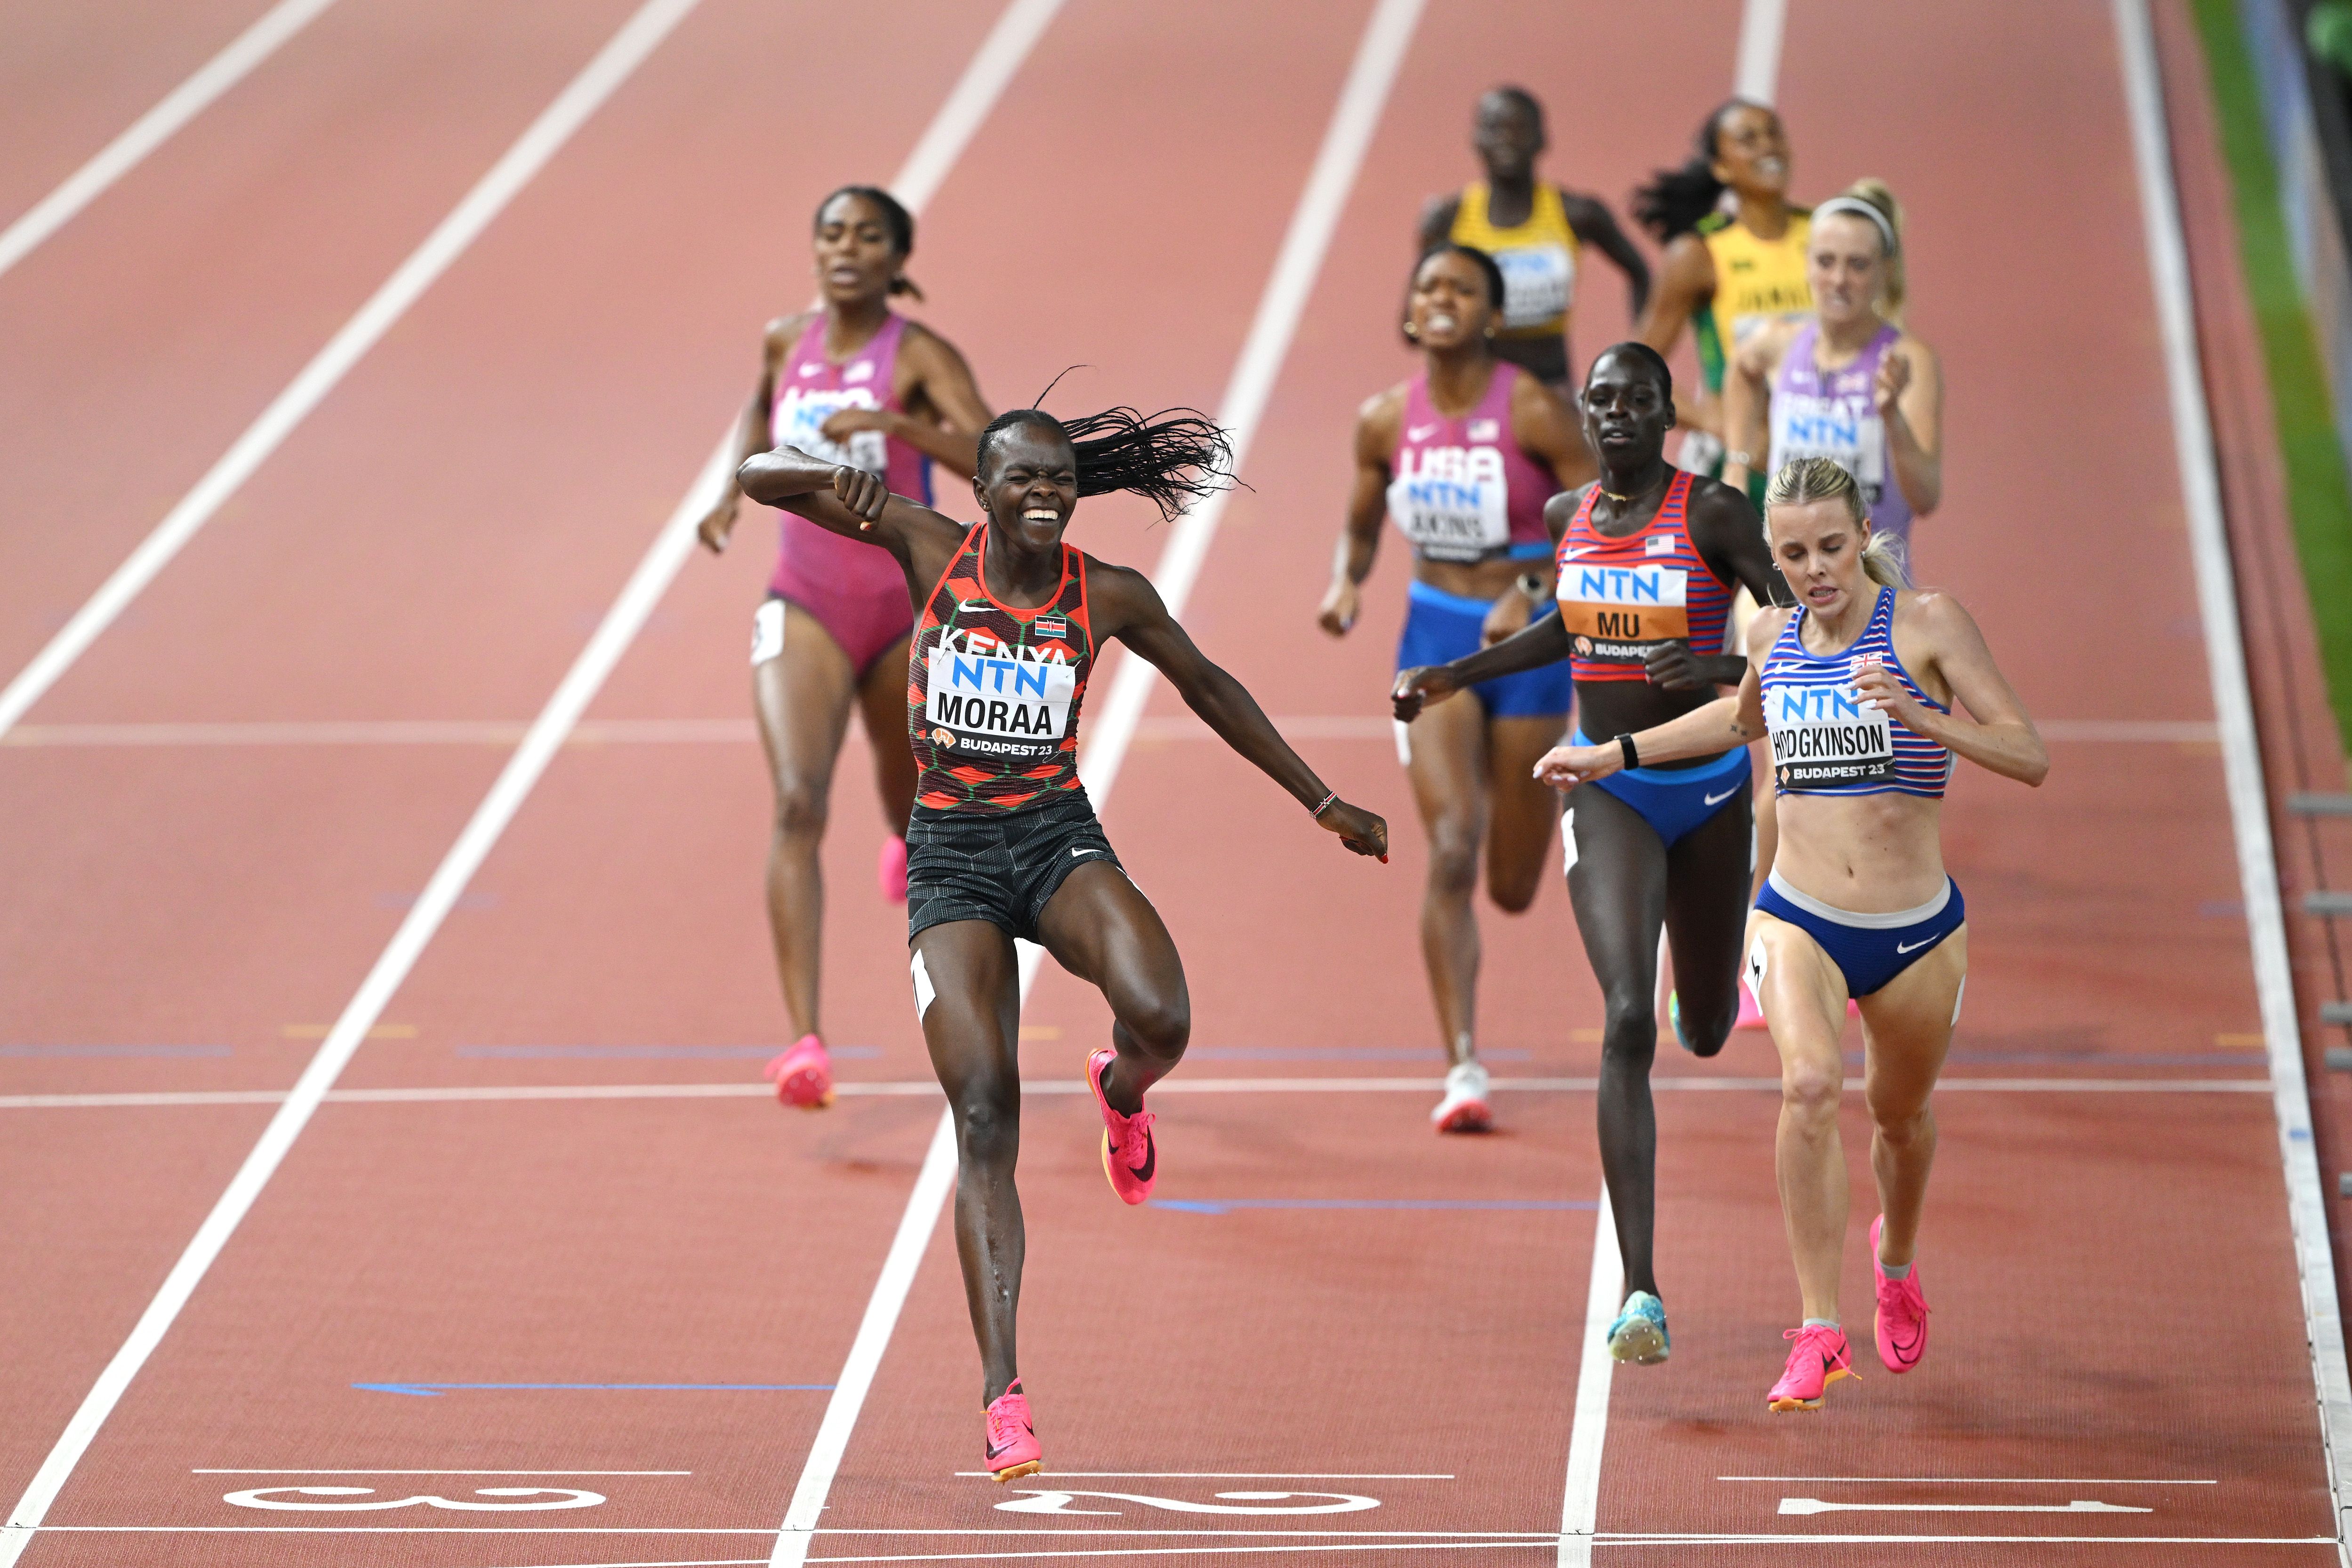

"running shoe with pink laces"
[1766,1322,1857,1413]
[1870,1214,1930,1374]
[983,1379,1042,1481]
[763,1033,833,1110]
[1087,1047,1156,1205]
[878,834,909,904]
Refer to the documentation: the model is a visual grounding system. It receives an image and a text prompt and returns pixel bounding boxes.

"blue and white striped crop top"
[1759,587,1953,798]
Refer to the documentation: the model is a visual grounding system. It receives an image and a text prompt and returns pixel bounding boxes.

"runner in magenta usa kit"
[739,402,1387,1481]
[698,186,993,1113]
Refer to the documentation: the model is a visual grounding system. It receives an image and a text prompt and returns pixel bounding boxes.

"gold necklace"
[1599,475,1662,504]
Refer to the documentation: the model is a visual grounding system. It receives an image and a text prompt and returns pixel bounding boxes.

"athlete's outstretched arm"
[1389,553,1573,721]
[698,314,803,553]
[1564,191,1652,320]
[737,447,965,584]
[1095,563,1389,860]
[1532,615,1779,787]
[1858,591,2046,785]
[1320,388,1401,638]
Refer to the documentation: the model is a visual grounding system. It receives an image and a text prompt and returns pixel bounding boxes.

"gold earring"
[1403,321,1420,341]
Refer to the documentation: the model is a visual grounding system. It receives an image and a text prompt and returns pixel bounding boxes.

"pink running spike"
[984,1379,1042,1481]
[1870,1214,1931,1374]
[764,1033,833,1110]
[1766,1322,1857,1412]
[1088,1048,1157,1204]
[878,834,909,904]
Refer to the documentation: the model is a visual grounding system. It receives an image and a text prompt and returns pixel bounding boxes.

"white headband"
[1813,196,1897,255]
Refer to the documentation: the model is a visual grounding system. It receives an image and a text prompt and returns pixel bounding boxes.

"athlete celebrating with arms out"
[740,404,1386,1481]
[1323,244,1589,1133]
[1417,87,1650,390]
[1533,457,2046,1412]
[1392,342,1785,1362]
[698,185,993,1112]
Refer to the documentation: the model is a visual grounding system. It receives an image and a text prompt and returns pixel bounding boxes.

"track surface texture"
[0,0,2343,1563]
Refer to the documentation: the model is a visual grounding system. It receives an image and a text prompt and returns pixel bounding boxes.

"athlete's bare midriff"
[1773,790,1948,913]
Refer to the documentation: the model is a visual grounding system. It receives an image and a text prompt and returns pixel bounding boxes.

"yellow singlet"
[1449,181,1579,340]
[1694,207,1812,393]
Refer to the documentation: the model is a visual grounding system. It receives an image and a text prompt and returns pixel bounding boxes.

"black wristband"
[1616,733,1641,771]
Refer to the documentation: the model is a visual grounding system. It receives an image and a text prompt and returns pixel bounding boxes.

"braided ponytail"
[979,405,1236,525]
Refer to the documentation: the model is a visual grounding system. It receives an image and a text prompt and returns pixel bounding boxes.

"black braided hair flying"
[977,404,1236,526]
[1631,98,1768,243]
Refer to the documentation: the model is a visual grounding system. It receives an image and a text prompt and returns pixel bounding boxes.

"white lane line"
[0,0,703,742]
[1555,1186,1618,1568]
[0,0,1039,1556]
[1732,0,1787,104]
[765,3,1425,1564]
[0,719,756,747]
[191,1469,692,1476]
[1780,1498,2151,1517]
[946,1474,1453,1481]
[0,422,730,1564]
[1721,1476,2216,1485]
[2114,0,2352,1549]
[0,715,2220,747]
[0,1075,2274,1113]
[0,0,342,281]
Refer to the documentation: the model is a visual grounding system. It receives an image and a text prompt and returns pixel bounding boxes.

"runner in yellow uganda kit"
[1419,85,1650,390]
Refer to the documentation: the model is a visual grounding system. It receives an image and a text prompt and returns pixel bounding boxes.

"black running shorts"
[907,788,1124,944]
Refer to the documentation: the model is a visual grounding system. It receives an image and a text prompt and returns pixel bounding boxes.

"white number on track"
[223,1486,606,1512]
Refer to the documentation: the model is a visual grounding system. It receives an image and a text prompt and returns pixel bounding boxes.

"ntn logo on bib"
[926,647,1075,734]
[1767,684,1894,784]
[1556,563,1690,641]
[1389,445,1508,559]
[1772,394,1886,489]
[774,387,887,474]
[1494,244,1573,328]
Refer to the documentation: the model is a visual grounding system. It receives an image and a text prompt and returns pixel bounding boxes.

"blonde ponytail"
[1841,177,1905,320]
[1764,455,1908,586]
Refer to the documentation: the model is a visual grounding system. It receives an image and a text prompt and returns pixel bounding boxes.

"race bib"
[1773,394,1886,501]
[773,388,889,476]
[1388,445,1509,561]
[1494,243,1573,330]
[1555,561,1689,666]
[1766,682,1894,787]
[923,646,1076,761]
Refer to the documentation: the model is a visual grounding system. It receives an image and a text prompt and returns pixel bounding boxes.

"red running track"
[0,0,2340,1563]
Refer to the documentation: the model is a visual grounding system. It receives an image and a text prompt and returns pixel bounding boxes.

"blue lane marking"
[0,1044,231,1057]
[1185,1046,1531,1062]
[454,1045,881,1060]
[1143,1213,1599,1222]
[353,1382,835,1397]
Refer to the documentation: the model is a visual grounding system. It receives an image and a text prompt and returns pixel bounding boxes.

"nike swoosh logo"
[1703,786,1738,806]
[986,1438,1022,1459]
[1127,1135,1155,1184]
[1895,936,1937,953]
[1071,847,1097,858]
[1407,423,1438,440]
